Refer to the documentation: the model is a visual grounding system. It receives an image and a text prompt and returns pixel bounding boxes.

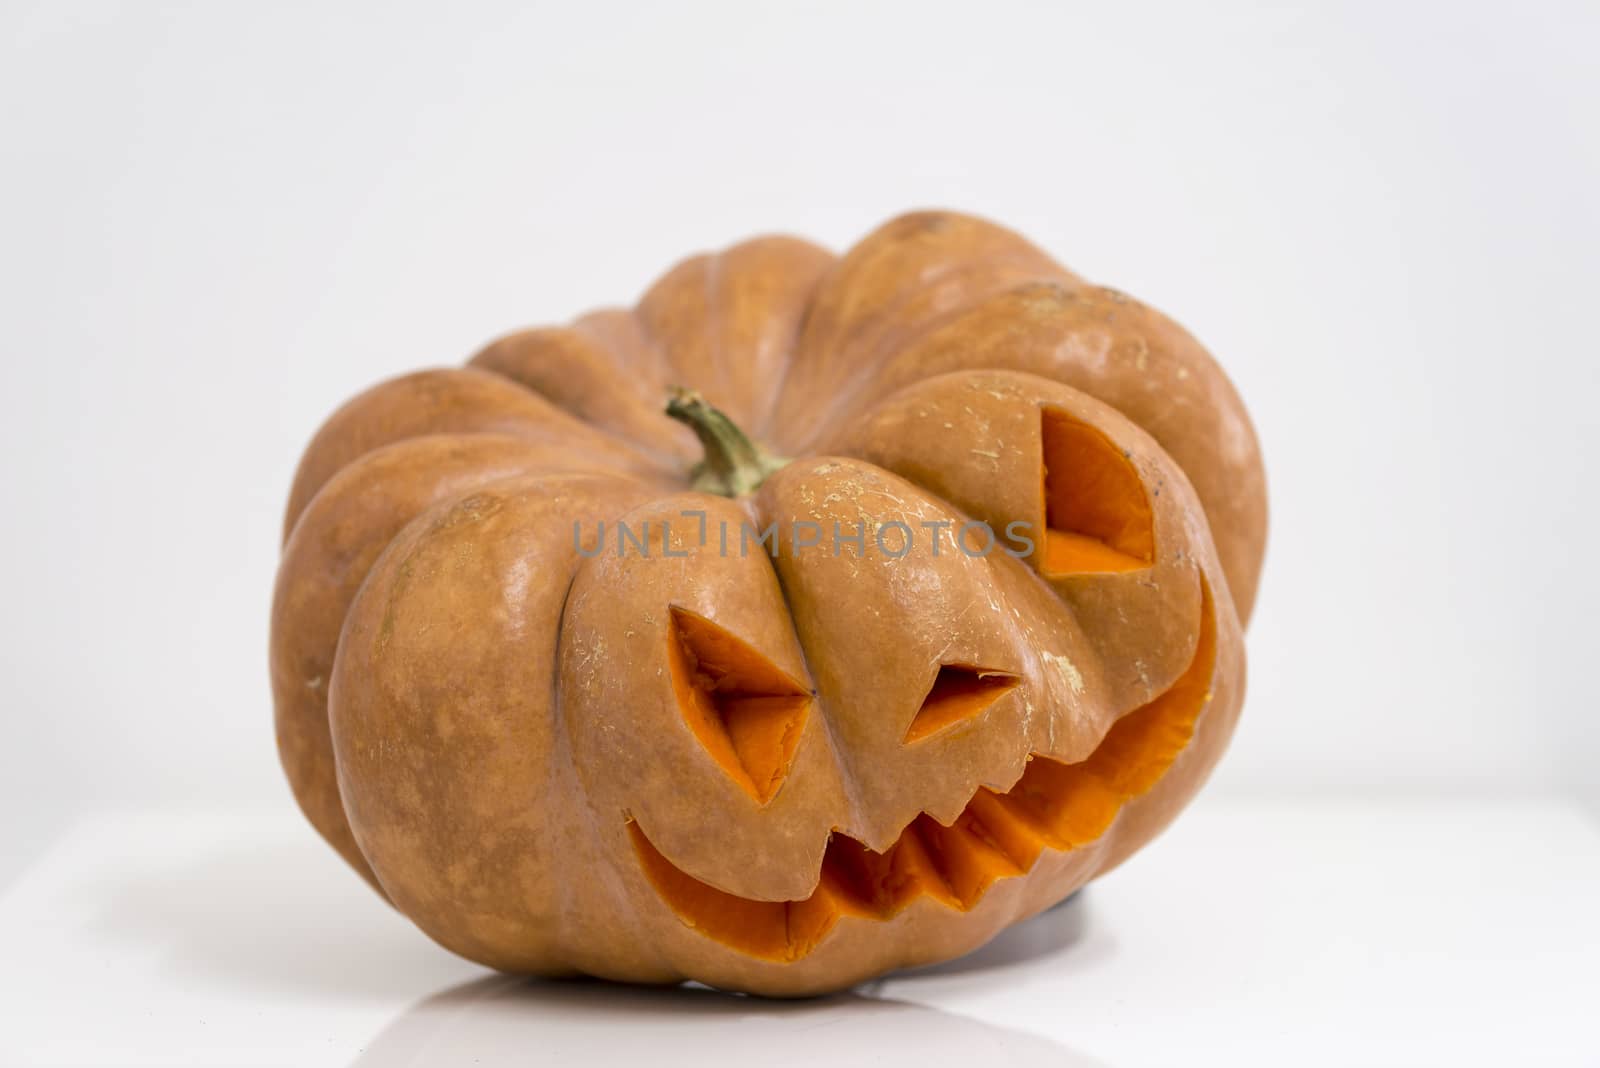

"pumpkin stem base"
[665,388,790,497]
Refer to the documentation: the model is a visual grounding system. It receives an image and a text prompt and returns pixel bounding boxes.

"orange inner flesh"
[1040,408,1154,575]
[903,666,1021,743]
[668,607,811,804]
[631,577,1218,962]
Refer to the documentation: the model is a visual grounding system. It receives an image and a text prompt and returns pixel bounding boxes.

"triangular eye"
[904,665,1020,743]
[1039,407,1155,575]
[668,607,811,804]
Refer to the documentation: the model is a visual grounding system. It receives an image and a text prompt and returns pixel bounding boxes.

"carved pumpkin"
[271,210,1266,996]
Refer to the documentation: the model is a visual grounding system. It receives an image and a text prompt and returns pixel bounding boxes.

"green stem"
[665,387,790,497]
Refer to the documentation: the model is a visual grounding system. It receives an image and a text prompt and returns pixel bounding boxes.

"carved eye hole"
[668,607,811,804]
[904,665,1020,743]
[1039,407,1155,575]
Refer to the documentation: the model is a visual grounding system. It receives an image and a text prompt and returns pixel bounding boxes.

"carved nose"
[903,665,1021,744]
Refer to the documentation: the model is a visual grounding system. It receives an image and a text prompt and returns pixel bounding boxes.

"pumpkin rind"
[270,210,1264,995]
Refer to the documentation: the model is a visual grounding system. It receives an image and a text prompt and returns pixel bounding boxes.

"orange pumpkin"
[271,210,1266,995]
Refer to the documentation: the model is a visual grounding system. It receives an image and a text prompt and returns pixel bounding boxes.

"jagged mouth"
[628,579,1218,962]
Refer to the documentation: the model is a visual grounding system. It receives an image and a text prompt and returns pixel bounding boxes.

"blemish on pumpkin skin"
[1119,335,1150,372]
[1044,652,1085,695]
[375,553,416,652]
[438,491,505,530]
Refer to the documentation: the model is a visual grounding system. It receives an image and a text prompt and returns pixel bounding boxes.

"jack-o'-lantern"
[271,211,1266,995]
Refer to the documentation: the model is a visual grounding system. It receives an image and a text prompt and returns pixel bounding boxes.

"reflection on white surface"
[84,808,1095,1064]
[5,800,1600,1066]
[345,887,1098,1066]
[354,970,1101,1068]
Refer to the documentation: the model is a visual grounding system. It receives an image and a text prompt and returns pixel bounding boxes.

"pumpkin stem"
[665,388,790,497]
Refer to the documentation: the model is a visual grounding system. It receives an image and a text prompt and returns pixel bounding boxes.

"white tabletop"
[3,796,1596,1067]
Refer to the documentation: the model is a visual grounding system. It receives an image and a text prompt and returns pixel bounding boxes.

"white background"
[6,0,1596,843]
[1,3,1597,1059]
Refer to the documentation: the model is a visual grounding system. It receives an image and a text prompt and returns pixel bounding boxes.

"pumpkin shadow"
[884,889,1092,981]
[79,834,484,1001]
[350,973,1105,1068]
[350,897,1102,1066]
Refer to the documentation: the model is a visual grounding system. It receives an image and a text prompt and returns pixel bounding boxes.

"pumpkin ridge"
[813,251,1063,369]
[743,238,834,436]
[745,495,874,839]
[548,536,681,975]
[468,325,699,466]
[776,251,1073,451]
[812,277,1080,434]
[635,254,725,417]
[635,237,834,436]
[276,436,663,896]
[282,367,678,543]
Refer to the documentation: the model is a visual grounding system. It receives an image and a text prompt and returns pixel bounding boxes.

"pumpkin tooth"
[916,813,1024,909]
[886,818,962,909]
[962,789,1047,872]
[1012,758,1123,849]
[783,895,842,961]
[817,835,896,918]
